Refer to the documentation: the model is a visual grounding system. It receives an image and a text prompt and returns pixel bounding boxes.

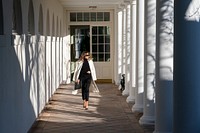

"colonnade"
[116,0,200,132]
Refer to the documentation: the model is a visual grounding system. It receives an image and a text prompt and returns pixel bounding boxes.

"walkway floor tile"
[29,83,154,133]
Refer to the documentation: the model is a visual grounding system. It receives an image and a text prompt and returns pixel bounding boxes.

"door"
[90,25,112,81]
[70,25,112,82]
[70,25,90,80]
[70,25,90,60]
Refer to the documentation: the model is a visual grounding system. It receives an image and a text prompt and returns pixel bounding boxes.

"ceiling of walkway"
[59,0,124,9]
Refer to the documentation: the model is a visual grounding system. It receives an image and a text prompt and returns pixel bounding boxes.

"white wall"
[0,0,70,133]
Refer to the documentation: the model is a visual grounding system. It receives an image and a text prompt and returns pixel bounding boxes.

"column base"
[139,115,155,126]
[132,103,143,112]
[126,95,135,103]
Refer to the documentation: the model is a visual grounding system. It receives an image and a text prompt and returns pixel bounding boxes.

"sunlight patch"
[185,0,200,22]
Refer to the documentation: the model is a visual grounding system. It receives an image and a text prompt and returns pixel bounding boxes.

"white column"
[174,1,200,132]
[121,7,129,96]
[123,3,131,96]
[127,0,136,103]
[154,0,174,132]
[117,5,126,89]
[132,0,144,112]
[115,8,123,85]
[139,0,156,126]
[122,8,126,81]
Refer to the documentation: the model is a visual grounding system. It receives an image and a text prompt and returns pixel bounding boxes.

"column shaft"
[132,0,144,112]
[127,1,136,103]
[122,8,126,78]
[123,4,131,96]
[117,9,123,84]
[154,0,174,132]
[139,0,156,125]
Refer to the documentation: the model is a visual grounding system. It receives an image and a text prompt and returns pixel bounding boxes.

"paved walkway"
[28,83,154,133]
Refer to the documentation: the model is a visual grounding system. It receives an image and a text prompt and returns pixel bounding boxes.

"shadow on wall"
[0,35,44,133]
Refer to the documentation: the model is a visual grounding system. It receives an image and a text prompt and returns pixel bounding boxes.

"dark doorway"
[70,25,90,81]
[70,25,90,61]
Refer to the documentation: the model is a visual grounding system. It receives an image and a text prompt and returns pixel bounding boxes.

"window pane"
[105,26,110,35]
[70,13,76,21]
[91,12,96,21]
[92,54,97,61]
[105,35,110,43]
[105,54,110,61]
[97,12,103,21]
[92,36,97,43]
[84,12,90,21]
[104,12,110,21]
[99,54,104,61]
[99,36,104,43]
[92,27,97,34]
[77,13,83,21]
[98,26,104,34]
[99,44,104,52]
[105,44,110,52]
[92,45,97,52]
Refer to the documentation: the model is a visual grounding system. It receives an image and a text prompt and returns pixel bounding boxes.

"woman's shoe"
[83,100,86,108]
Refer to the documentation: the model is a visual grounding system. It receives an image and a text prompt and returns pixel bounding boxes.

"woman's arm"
[73,61,82,82]
[89,60,97,81]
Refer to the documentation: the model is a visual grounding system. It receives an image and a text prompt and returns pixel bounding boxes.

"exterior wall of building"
[0,0,70,133]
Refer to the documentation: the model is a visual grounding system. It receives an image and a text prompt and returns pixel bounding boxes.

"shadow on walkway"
[29,83,154,133]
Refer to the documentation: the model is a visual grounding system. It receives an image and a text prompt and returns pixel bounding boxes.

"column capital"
[119,0,135,9]
[118,3,126,10]
[124,0,132,4]
[131,0,136,5]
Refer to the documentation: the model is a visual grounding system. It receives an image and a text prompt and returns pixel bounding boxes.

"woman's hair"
[79,51,90,60]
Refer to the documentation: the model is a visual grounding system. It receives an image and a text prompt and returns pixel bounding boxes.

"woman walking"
[73,51,97,110]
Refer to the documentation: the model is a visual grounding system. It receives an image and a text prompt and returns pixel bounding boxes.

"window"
[91,12,96,21]
[104,12,110,21]
[92,26,110,62]
[84,12,90,21]
[77,12,83,21]
[97,12,103,21]
[70,12,110,22]
[70,13,76,22]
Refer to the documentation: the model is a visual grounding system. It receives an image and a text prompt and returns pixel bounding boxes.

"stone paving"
[28,83,154,133]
